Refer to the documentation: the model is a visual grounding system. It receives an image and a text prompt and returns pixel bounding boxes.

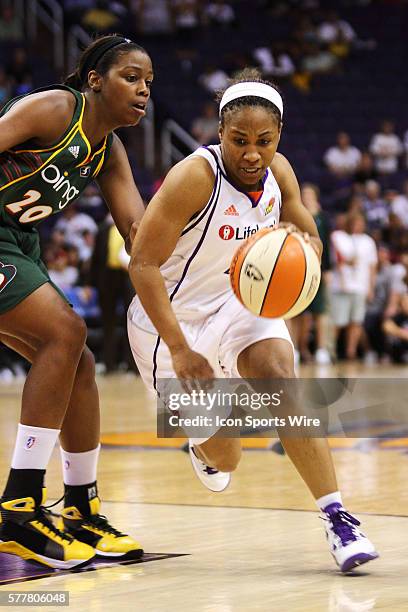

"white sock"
[11,423,60,470]
[316,491,343,511]
[60,444,100,486]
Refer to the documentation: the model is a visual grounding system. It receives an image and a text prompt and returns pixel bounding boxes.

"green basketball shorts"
[0,226,67,315]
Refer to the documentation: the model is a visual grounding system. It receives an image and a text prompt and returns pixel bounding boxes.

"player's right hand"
[170,346,214,393]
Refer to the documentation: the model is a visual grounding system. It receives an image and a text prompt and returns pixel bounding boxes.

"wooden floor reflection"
[0,365,407,611]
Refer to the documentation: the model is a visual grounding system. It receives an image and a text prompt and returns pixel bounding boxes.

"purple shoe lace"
[325,507,361,546]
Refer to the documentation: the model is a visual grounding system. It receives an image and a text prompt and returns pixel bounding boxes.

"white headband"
[219,82,283,118]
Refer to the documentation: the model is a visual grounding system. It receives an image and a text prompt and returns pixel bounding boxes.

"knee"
[57,313,87,352]
[267,360,295,379]
[76,346,96,383]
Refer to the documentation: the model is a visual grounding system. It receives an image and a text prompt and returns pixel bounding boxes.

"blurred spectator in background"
[383,294,408,363]
[292,14,318,47]
[191,101,219,144]
[369,120,403,174]
[346,194,364,215]
[253,43,295,80]
[54,205,98,278]
[46,247,79,291]
[6,47,31,83]
[317,8,375,54]
[6,48,32,87]
[382,211,405,255]
[316,9,356,58]
[330,213,377,360]
[55,204,98,247]
[81,0,123,34]
[390,180,408,228]
[403,128,408,169]
[0,346,26,382]
[205,0,236,27]
[132,0,174,37]
[90,214,135,373]
[362,180,388,230]
[61,0,96,27]
[386,252,408,316]
[76,184,106,222]
[295,184,331,364]
[353,151,378,185]
[364,244,395,363]
[172,0,202,47]
[198,63,229,93]
[324,131,362,178]
[317,10,356,47]
[0,4,23,42]
[301,42,339,76]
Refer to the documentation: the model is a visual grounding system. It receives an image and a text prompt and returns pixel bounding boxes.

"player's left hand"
[278,223,322,262]
[303,233,323,262]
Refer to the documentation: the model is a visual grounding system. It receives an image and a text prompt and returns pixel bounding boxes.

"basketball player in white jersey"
[127,69,378,572]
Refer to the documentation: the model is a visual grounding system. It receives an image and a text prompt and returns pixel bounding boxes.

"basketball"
[229,226,321,319]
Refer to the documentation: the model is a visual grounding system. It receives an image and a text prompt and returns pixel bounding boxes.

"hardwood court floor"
[0,365,408,611]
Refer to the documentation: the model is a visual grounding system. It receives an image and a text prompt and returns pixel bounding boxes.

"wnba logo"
[24,436,36,450]
[219,225,234,240]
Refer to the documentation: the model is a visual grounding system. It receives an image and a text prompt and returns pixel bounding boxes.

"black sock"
[2,468,45,506]
[64,481,99,516]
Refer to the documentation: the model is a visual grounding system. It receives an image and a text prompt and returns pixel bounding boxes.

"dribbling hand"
[277,223,322,261]
[170,346,214,393]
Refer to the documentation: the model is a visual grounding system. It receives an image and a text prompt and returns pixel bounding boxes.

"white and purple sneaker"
[321,503,379,572]
[189,446,231,492]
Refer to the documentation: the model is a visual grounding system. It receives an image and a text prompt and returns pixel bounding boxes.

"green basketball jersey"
[0,85,113,231]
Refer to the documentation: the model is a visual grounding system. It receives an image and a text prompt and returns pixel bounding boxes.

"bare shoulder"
[5,89,77,145]
[160,154,216,208]
[168,154,215,184]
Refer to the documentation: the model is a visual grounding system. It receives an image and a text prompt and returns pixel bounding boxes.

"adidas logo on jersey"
[68,146,80,159]
[224,205,239,216]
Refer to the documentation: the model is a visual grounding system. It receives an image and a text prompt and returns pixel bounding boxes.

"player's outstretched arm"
[96,134,146,252]
[272,153,323,260]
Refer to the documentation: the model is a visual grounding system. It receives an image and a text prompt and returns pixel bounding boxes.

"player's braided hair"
[216,68,283,127]
[64,34,148,91]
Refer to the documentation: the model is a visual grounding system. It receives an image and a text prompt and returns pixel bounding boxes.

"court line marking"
[85,499,408,519]
[0,553,189,587]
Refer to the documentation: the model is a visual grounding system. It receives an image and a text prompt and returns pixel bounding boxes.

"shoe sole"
[189,447,231,492]
[340,551,379,573]
[96,548,144,560]
[0,540,95,570]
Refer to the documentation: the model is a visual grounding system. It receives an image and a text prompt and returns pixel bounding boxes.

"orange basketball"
[229,226,321,319]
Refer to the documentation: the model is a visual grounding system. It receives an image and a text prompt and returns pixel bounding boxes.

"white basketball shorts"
[127,293,293,443]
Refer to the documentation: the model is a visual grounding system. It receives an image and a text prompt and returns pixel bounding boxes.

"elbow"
[129,255,159,289]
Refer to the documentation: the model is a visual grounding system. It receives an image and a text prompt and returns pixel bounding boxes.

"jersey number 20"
[5,190,53,224]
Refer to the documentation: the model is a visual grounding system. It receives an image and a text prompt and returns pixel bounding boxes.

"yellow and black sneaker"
[0,490,95,569]
[58,494,143,560]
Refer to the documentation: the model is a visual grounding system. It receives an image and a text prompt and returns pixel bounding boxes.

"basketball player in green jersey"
[0,35,153,569]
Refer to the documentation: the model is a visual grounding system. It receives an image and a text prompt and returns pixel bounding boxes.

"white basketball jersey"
[137,145,282,321]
